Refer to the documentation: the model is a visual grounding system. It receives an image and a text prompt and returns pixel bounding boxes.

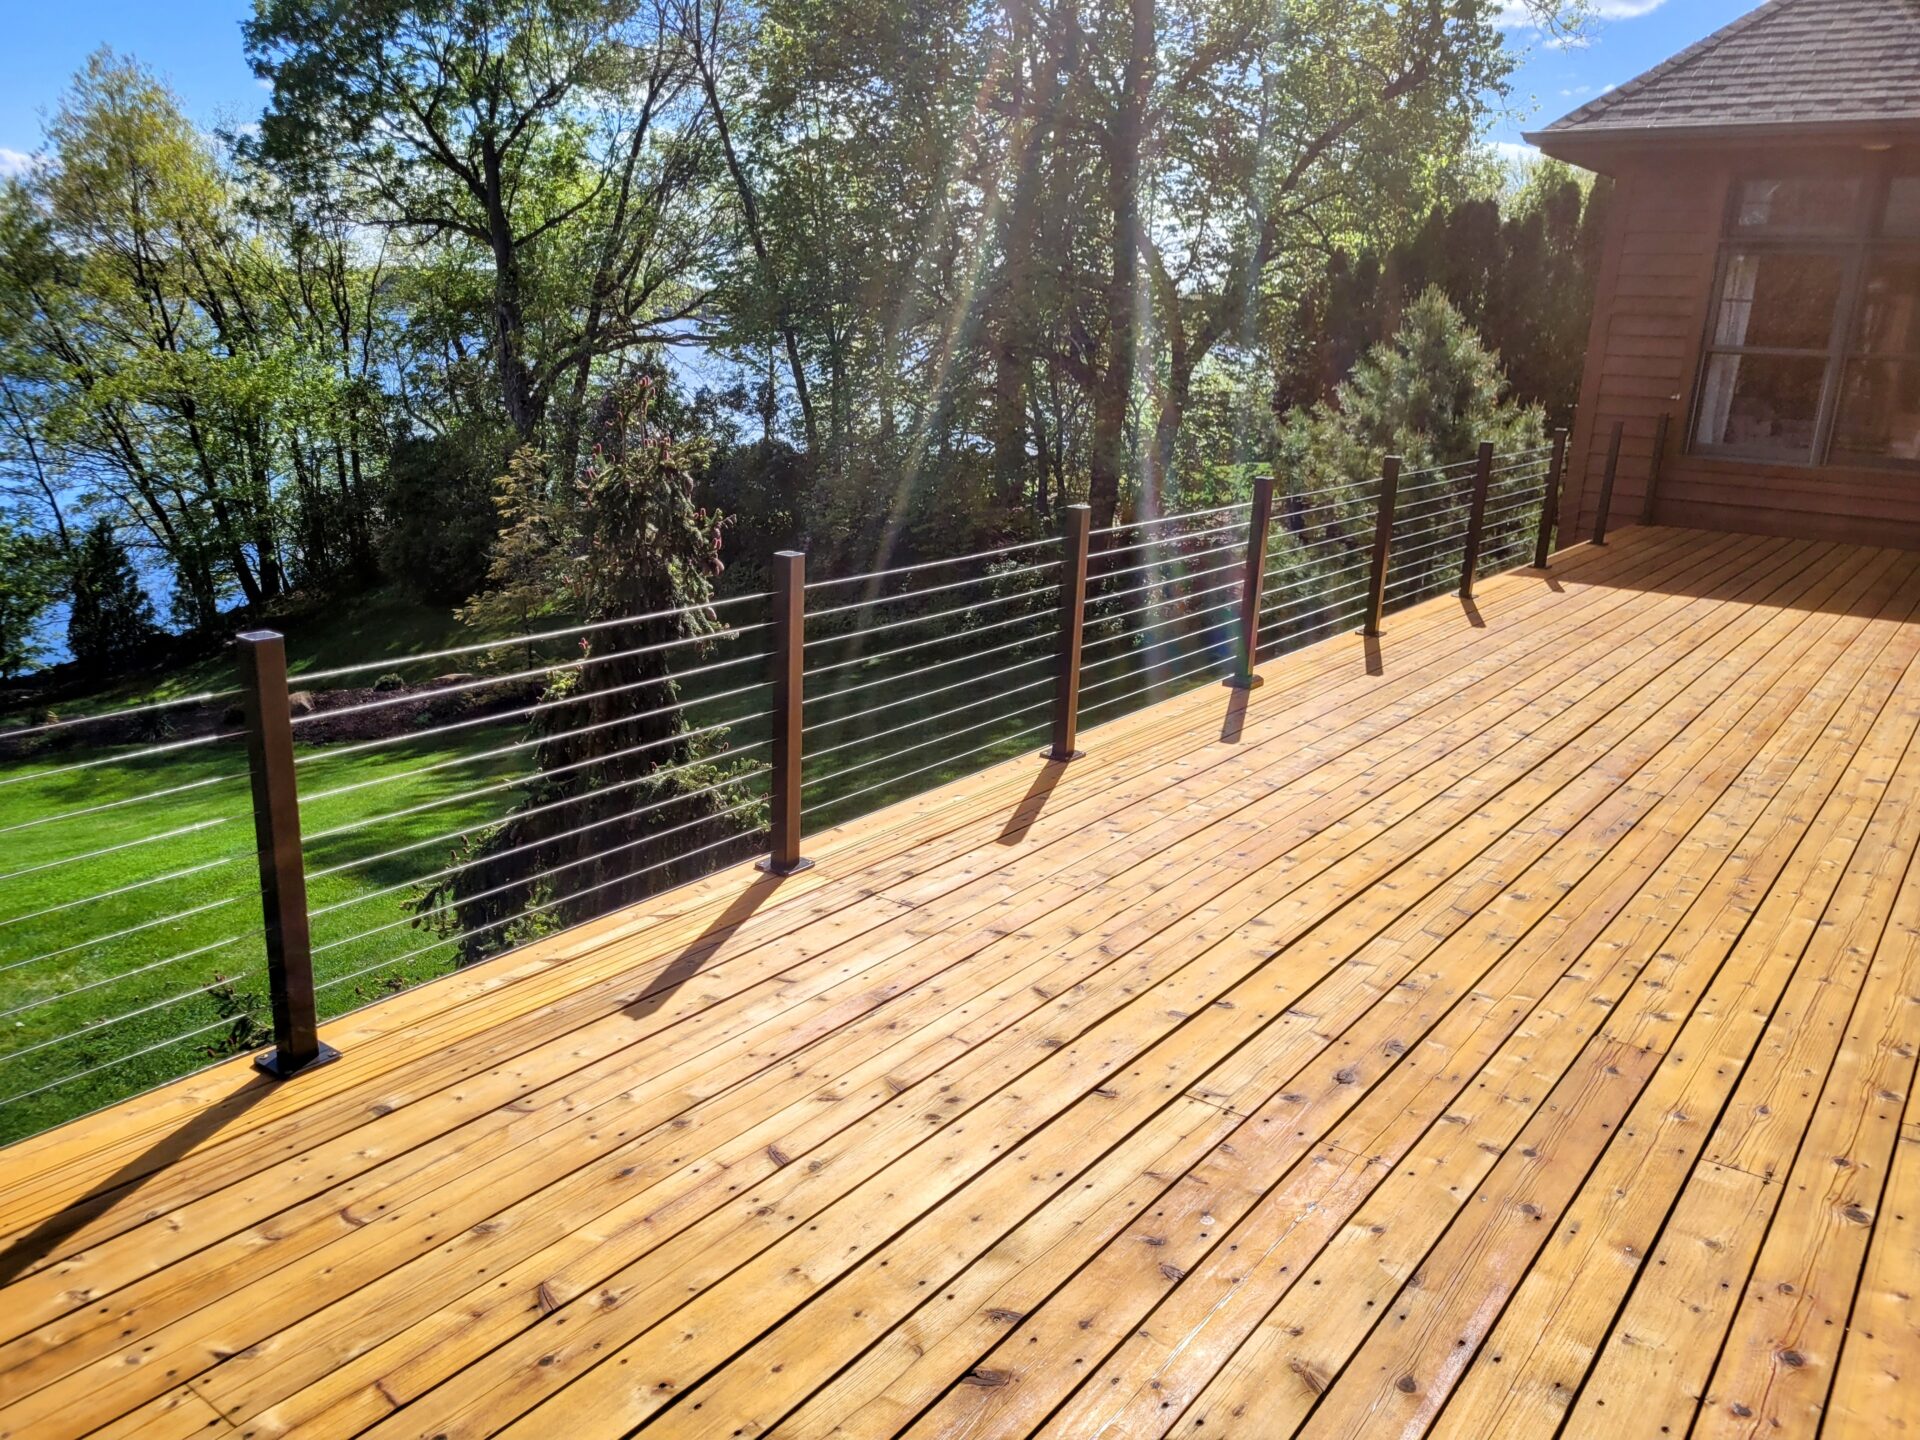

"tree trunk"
[694,23,819,455]
[1086,0,1155,534]
[482,140,540,440]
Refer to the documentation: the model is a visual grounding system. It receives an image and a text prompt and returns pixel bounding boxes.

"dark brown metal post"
[1642,411,1671,526]
[1050,504,1091,760]
[236,631,337,1077]
[1225,475,1274,690]
[1458,441,1495,600]
[759,551,812,875]
[1364,456,1400,638]
[1593,419,1624,546]
[1534,427,1569,569]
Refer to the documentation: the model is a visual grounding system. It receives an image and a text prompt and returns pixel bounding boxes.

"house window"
[1693,170,1920,469]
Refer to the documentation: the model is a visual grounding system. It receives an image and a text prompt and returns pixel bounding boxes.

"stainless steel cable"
[0,1012,246,1110]
[801,583,1060,650]
[311,819,771,998]
[1079,631,1232,697]
[0,770,248,837]
[807,628,1053,704]
[0,729,246,790]
[802,651,1055,736]
[802,606,1054,679]
[293,622,770,729]
[306,737,773,872]
[297,591,771,685]
[0,855,241,932]
[0,923,257,1023]
[1089,518,1252,566]
[799,720,1052,817]
[292,651,773,769]
[0,814,240,888]
[1079,607,1237,674]
[802,697,1054,795]
[312,793,767,956]
[802,534,1063,591]
[805,677,1054,764]
[306,768,770,923]
[0,968,264,1066]
[1081,566,1243,622]
[1090,543,1246,586]
[0,688,242,743]
[1080,578,1245,648]
[1089,500,1252,537]
[298,694,765,810]
[0,891,245,978]
[1260,571,1373,622]
[806,558,1063,618]
[1079,641,1235,708]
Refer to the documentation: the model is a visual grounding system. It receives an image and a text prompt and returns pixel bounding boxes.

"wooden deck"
[3,524,1919,1439]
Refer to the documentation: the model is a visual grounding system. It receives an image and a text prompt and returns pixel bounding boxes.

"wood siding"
[1562,145,1920,548]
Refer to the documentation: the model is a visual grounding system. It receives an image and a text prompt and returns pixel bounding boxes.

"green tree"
[247,0,712,453]
[66,519,156,669]
[0,54,391,627]
[0,515,63,679]
[423,373,756,960]
[1272,286,1544,585]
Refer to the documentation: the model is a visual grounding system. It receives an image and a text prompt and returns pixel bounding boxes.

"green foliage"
[0,515,63,679]
[1274,161,1608,422]
[1,52,390,628]
[1277,287,1546,547]
[380,429,509,605]
[65,520,156,669]
[424,373,757,961]
[247,0,710,447]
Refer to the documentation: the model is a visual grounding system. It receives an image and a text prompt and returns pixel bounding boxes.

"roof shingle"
[1530,0,1920,141]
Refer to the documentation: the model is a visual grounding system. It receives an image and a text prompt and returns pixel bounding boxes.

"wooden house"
[1529,0,1920,545]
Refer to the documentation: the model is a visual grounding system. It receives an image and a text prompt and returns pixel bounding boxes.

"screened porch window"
[1693,171,1920,469]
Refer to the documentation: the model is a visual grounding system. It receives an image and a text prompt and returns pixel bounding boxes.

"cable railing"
[0,422,1587,1143]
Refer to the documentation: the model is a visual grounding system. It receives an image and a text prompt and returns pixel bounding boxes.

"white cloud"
[1492,140,1544,169]
[1498,0,1666,34]
[0,148,34,180]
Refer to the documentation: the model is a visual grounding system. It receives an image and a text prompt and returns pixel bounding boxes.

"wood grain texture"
[2,526,1918,1439]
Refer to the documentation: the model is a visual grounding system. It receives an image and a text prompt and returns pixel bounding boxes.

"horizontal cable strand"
[298,592,771,684]
[801,534,1063,590]
[307,737,773,876]
[806,558,1063,618]
[799,721,1052,817]
[307,768,770,923]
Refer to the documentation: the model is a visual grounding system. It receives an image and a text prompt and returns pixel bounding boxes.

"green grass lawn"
[0,729,534,1143]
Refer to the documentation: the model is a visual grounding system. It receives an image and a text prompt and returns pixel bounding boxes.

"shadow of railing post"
[759,551,813,876]
[236,629,339,1077]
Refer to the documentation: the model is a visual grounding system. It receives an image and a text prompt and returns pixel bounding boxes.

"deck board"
[4,526,1919,1438]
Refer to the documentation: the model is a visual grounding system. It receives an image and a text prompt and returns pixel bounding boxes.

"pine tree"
[421,374,760,964]
[66,521,155,669]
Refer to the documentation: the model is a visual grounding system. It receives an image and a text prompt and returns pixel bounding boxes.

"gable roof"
[1526,0,1920,162]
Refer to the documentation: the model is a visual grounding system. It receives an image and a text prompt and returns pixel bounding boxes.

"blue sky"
[1496,0,1758,150]
[1,0,1762,177]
